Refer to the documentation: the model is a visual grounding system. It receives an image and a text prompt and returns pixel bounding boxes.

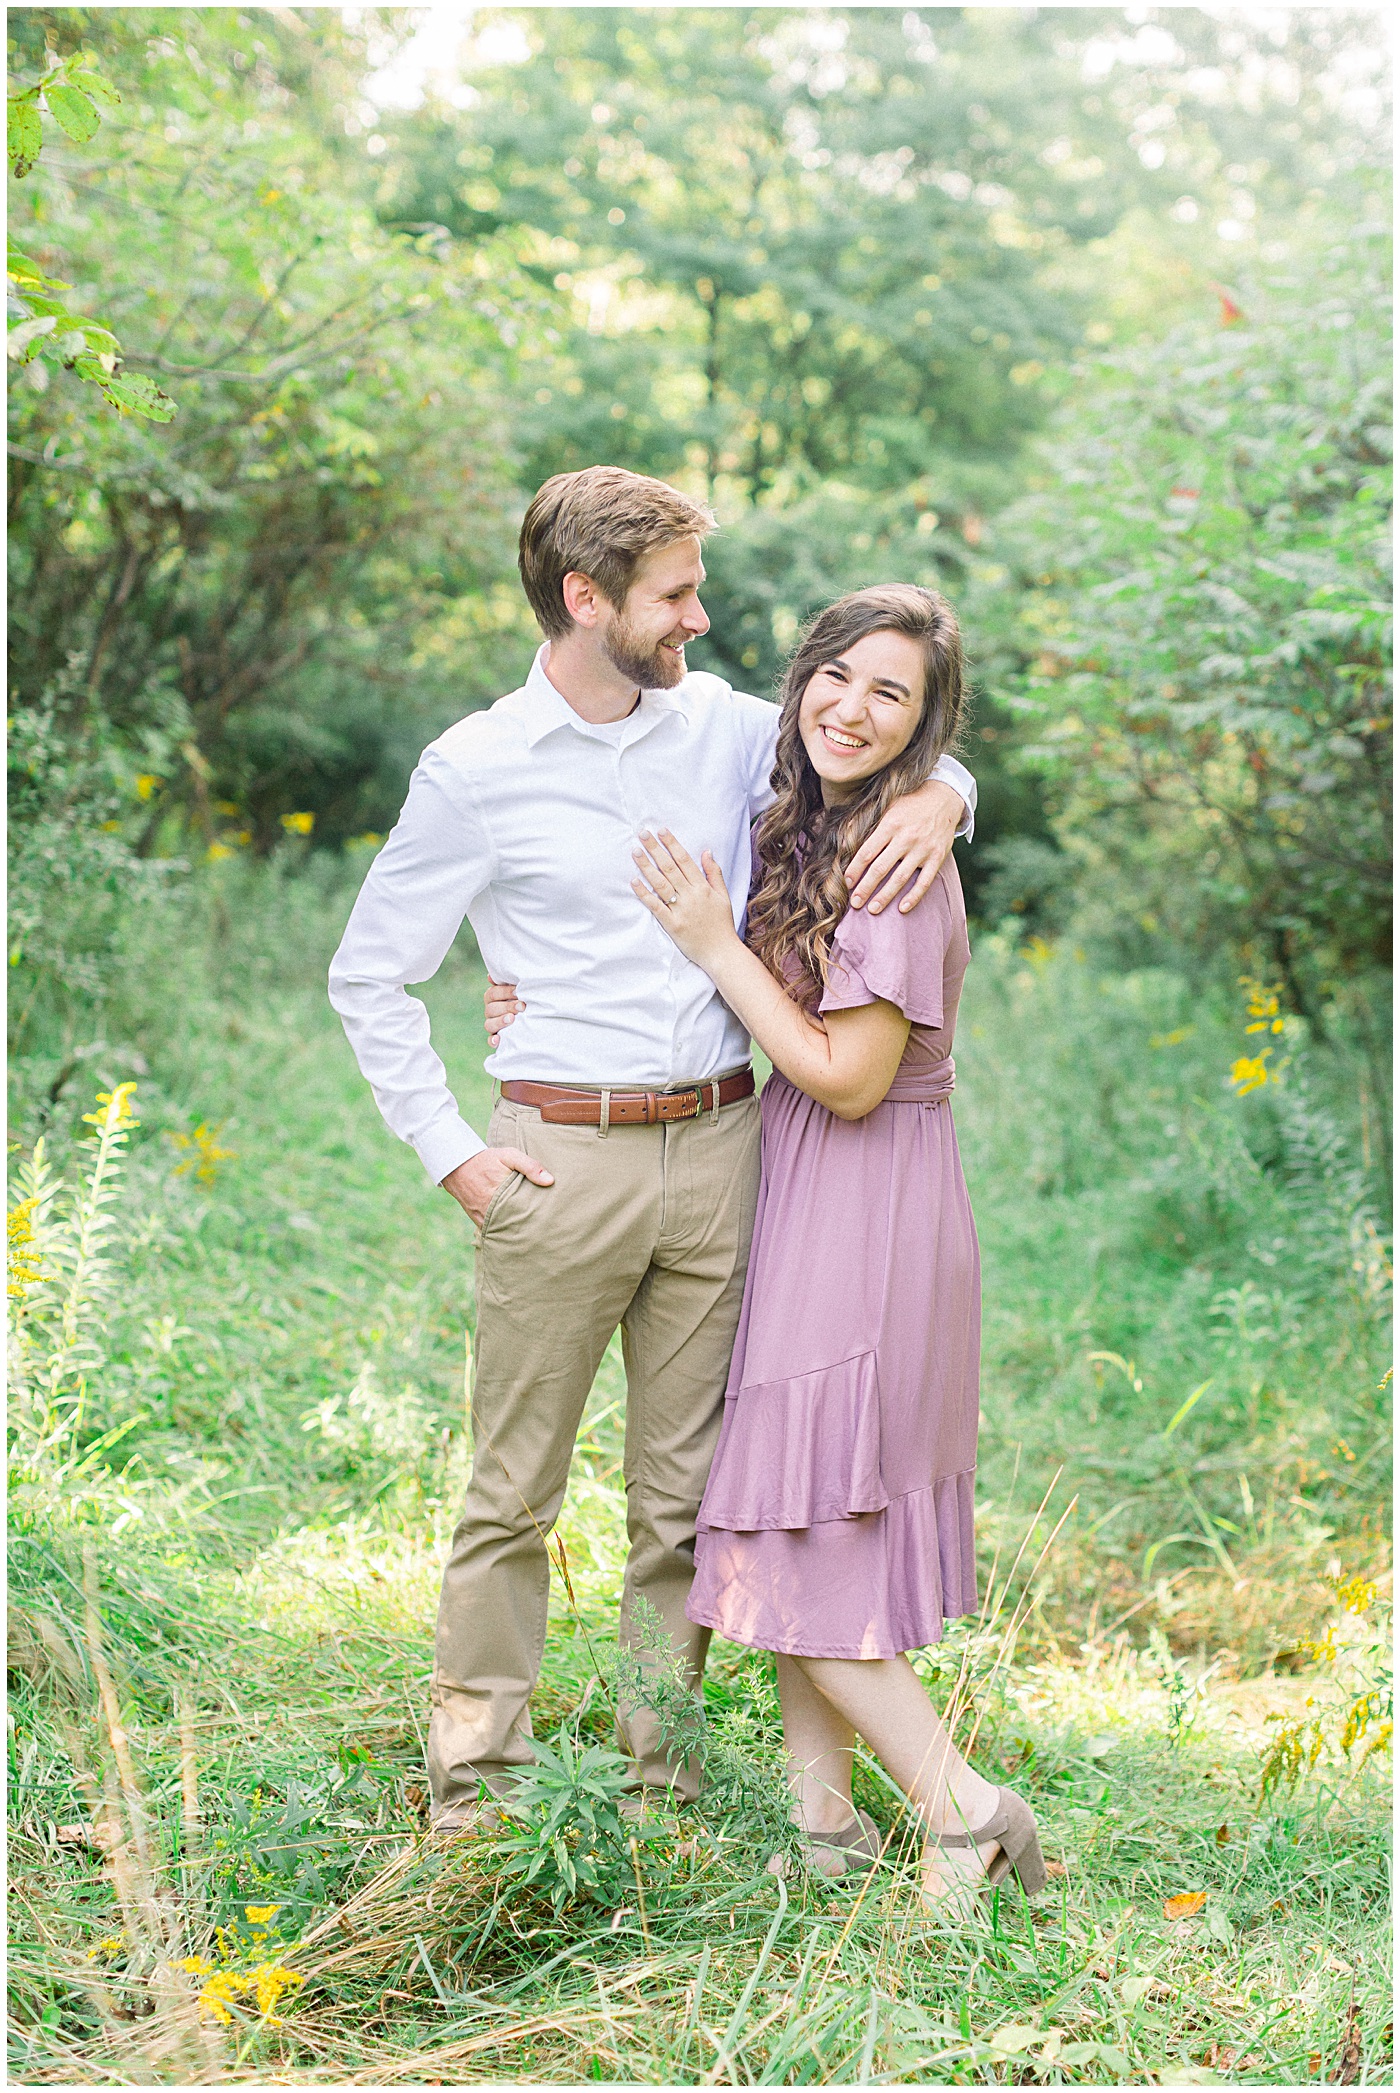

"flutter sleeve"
[817,868,955,1028]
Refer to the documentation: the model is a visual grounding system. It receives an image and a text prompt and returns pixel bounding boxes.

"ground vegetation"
[7,8,1391,2084]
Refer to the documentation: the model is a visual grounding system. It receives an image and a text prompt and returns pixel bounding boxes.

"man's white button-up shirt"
[328,646,976,1184]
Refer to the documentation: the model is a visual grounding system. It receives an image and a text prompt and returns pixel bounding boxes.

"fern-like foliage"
[8,1083,140,1463]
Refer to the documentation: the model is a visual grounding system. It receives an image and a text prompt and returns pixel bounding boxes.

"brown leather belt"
[501,1069,755,1128]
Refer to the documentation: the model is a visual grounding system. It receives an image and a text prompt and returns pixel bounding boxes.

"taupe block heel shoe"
[798,1807,884,1879]
[930,1788,1048,1896]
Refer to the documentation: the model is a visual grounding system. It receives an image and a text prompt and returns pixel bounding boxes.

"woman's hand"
[632,830,739,970]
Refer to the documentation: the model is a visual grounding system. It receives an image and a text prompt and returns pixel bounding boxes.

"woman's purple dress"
[686,857,980,1659]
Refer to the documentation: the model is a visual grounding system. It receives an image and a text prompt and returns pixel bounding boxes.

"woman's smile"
[798,628,927,802]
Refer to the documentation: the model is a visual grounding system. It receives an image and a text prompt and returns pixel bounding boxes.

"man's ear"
[561,569,602,629]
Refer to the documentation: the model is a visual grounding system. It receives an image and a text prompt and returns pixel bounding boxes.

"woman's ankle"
[918,1768,1000,1839]
[793,1797,859,1836]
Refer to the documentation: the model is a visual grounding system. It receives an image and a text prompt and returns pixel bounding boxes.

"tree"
[8,8,540,849]
[7,43,175,421]
[997,219,1391,1006]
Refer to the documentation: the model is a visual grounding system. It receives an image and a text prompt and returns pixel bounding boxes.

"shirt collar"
[517,645,693,749]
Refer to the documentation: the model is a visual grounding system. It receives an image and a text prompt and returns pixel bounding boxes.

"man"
[329,466,975,1827]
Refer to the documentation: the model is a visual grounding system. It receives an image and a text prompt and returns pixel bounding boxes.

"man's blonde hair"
[518,466,716,640]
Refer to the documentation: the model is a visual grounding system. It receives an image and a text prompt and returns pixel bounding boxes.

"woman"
[628,585,1045,1905]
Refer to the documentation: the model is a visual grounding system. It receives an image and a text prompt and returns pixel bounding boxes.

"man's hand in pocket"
[441,1148,553,1226]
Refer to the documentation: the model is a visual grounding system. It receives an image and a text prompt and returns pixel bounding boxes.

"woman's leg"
[775,1654,858,1835]
[791,1653,1002,1897]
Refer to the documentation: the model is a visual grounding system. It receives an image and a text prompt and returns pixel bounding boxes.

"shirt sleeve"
[733,688,976,837]
[328,746,495,1184]
[818,873,954,1027]
[733,689,782,819]
[933,752,977,840]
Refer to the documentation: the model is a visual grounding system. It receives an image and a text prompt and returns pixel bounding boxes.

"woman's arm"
[633,831,911,1120]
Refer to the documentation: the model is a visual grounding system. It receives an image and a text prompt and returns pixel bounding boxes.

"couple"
[329,465,1045,1905]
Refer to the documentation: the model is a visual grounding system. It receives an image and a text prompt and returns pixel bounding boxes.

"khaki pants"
[427,1087,761,1823]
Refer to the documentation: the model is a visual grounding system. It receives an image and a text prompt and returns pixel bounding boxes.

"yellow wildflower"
[252,1963,304,2021]
[7,1196,45,1303]
[1230,1052,1273,1096]
[168,1123,237,1188]
[244,1904,281,1924]
[281,810,315,835]
[195,1969,245,2025]
[179,1954,214,1976]
[1239,976,1286,1034]
[82,1083,139,1134]
[135,773,161,801]
[191,1960,304,2026]
[88,1935,127,1961]
[207,840,234,862]
[1332,1574,1378,1616]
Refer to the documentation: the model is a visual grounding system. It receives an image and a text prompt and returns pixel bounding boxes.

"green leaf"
[8,98,42,176]
[988,2024,1041,2056]
[44,84,101,145]
[99,371,178,423]
[1095,2048,1135,2075]
[69,69,121,109]
[6,244,70,296]
[7,314,57,362]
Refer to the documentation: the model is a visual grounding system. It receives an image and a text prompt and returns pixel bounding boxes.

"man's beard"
[601,611,686,690]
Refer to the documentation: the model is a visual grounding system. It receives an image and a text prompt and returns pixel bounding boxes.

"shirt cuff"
[416,1114,486,1186]
[931,752,977,841]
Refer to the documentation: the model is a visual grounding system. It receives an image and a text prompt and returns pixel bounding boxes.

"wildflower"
[189,1960,304,2026]
[82,1084,139,1135]
[195,1969,246,2025]
[244,1904,281,1925]
[88,1935,126,1962]
[1230,1051,1275,1096]
[251,1963,304,2021]
[207,840,235,861]
[168,1122,236,1188]
[1331,1574,1378,1616]
[1239,976,1286,1034]
[135,773,161,801]
[179,1954,214,1976]
[281,810,315,835]
[7,1195,46,1302]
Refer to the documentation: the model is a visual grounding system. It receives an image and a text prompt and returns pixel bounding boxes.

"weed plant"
[7,863,1391,2084]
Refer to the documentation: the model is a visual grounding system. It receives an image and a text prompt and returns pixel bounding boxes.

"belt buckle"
[676,1089,701,1120]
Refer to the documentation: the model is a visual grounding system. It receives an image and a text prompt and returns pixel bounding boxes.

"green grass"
[7,867,1392,2084]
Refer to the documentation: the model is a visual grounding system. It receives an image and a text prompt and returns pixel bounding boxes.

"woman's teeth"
[823,726,865,750]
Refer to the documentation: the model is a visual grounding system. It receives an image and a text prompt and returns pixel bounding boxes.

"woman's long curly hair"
[746,584,965,1007]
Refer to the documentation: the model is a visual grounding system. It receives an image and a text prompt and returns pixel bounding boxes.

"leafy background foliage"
[6,6,1391,2085]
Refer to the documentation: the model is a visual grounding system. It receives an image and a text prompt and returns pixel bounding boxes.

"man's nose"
[681,594,710,637]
